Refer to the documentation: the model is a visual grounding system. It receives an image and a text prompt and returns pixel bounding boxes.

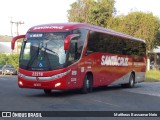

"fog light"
[55,83,61,88]
[19,81,23,86]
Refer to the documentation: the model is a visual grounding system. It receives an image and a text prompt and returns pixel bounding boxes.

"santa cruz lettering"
[101,55,129,66]
[33,26,64,30]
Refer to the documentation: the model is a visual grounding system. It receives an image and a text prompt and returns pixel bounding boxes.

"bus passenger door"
[66,36,82,89]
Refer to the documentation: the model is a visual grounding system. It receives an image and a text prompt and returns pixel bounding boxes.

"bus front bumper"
[18,74,69,90]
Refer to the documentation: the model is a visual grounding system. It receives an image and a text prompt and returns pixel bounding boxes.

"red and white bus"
[11,23,146,94]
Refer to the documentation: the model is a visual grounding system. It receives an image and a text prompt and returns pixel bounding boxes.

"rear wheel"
[121,73,135,88]
[81,74,93,94]
[44,89,52,94]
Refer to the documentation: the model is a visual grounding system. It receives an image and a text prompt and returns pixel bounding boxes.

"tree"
[0,53,19,70]
[0,53,8,65]
[68,0,160,52]
[7,54,19,70]
[68,0,94,23]
[156,22,160,46]
[107,12,160,52]
[68,0,116,27]
[89,0,116,27]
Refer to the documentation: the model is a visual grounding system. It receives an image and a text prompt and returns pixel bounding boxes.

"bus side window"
[87,31,99,54]
[68,37,78,62]
[139,42,146,56]
[67,29,87,65]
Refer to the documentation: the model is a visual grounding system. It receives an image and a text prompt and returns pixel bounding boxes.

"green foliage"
[0,53,8,65]
[68,0,116,27]
[156,26,160,46]
[145,70,160,82]
[68,0,94,23]
[68,0,160,52]
[7,54,19,70]
[0,53,19,70]
[89,0,116,27]
[107,12,160,52]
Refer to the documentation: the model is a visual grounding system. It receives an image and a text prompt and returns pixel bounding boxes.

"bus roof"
[28,23,145,43]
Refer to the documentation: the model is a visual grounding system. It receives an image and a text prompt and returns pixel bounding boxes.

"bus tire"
[44,89,52,94]
[81,74,93,94]
[122,73,135,88]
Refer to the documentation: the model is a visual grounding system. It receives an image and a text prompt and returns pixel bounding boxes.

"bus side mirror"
[64,34,80,50]
[11,35,25,50]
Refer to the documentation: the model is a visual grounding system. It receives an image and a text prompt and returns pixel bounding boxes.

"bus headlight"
[19,81,23,86]
[55,83,61,87]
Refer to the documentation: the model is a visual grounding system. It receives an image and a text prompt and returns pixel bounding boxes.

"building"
[148,46,160,70]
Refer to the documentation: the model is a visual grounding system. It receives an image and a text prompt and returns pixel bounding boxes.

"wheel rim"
[130,75,134,87]
[81,75,93,93]
[86,79,90,89]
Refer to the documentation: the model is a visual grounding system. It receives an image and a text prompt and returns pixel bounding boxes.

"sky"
[0,0,160,36]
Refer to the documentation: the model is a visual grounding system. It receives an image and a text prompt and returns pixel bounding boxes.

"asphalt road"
[0,75,160,120]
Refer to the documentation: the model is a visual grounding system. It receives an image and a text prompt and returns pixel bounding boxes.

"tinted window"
[124,40,146,56]
[87,31,124,54]
[87,31,146,56]
[67,29,88,65]
[20,32,71,71]
[87,31,99,53]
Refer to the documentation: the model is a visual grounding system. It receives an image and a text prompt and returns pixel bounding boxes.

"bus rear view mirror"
[11,35,25,50]
[64,34,80,50]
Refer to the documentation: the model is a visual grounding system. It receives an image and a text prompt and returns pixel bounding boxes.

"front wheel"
[81,75,93,94]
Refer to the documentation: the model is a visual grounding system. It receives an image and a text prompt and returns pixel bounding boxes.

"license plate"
[33,83,41,87]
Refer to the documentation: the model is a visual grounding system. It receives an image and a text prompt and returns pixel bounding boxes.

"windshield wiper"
[25,40,60,70]
[43,47,52,70]
[26,46,40,70]
[43,47,59,56]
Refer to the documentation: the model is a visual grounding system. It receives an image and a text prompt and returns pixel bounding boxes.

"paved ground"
[122,82,160,97]
[0,75,160,120]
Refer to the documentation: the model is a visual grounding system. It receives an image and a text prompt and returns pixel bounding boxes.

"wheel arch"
[86,71,93,83]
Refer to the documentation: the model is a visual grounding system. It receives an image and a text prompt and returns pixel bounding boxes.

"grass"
[145,70,160,82]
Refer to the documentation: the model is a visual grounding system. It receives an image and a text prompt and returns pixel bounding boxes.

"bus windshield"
[19,32,70,71]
